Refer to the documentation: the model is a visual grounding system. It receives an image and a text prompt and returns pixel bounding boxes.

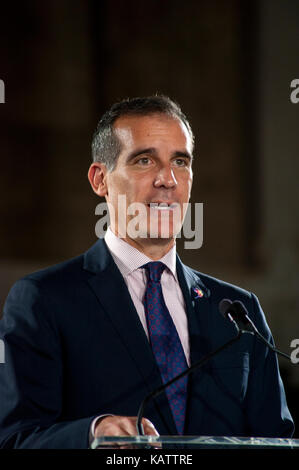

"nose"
[153,165,177,189]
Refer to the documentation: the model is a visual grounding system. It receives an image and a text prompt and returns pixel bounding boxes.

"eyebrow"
[125,147,193,164]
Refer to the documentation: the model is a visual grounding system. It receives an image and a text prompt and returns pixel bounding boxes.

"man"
[0,96,294,448]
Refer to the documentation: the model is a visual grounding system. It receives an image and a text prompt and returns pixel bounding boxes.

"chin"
[124,212,183,241]
[145,222,181,241]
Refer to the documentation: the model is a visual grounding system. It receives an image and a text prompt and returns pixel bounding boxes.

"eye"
[136,157,151,165]
[174,158,188,167]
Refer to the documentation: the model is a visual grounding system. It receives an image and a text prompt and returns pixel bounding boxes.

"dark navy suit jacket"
[0,238,294,448]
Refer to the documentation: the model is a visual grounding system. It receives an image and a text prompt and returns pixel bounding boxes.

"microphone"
[136,311,243,436]
[136,297,295,437]
[219,298,292,361]
[219,298,257,334]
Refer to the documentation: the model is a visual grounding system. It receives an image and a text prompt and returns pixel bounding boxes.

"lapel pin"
[192,287,204,299]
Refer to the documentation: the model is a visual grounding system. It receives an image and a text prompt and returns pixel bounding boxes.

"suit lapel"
[176,256,212,434]
[83,239,177,434]
[176,256,212,362]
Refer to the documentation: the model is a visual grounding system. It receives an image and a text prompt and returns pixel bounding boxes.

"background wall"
[0,0,298,435]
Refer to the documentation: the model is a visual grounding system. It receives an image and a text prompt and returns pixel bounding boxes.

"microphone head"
[231,300,248,317]
[218,298,232,317]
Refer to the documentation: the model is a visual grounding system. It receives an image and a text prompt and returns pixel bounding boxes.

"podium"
[91,435,299,449]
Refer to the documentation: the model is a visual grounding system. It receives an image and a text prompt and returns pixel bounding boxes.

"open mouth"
[147,202,178,210]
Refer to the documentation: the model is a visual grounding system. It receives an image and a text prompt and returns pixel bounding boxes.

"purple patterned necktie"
[142,261,188,435]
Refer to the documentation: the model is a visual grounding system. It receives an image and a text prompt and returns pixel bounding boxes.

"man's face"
[103,113,193,247]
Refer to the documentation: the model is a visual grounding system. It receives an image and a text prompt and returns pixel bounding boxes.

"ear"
[88,162,108,197]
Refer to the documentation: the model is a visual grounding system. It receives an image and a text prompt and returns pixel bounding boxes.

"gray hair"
[91,95,194,171]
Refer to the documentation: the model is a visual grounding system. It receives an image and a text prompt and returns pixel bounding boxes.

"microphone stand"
[136,324,243,436]
[225,300,293,361]
[136,298,296,440]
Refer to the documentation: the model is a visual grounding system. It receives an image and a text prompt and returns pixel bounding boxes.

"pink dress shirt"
[104,227,190,365]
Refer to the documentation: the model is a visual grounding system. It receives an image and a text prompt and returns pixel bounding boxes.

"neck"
[111,227,175,260]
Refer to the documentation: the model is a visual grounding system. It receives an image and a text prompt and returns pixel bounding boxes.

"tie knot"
[142,261,166,283]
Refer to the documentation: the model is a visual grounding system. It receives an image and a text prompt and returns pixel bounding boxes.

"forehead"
[113,113,193,153]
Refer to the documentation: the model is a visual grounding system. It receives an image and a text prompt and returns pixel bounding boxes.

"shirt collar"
[104,227,177,278]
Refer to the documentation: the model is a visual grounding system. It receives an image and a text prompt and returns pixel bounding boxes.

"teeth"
[148,203,176,210]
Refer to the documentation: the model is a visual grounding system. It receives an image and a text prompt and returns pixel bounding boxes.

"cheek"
[187,173,193,194]
[107,173,128,198]
[179,174,193,199]
[107,176,141,209]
